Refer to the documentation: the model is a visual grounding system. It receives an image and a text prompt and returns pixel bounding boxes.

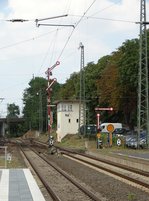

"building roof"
[54,100,80,104]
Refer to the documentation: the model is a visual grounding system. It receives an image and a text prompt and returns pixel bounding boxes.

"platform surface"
[0,169,45,201]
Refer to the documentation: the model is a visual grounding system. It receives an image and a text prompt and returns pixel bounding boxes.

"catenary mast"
[137,0,149,148]
[78,43,86,136]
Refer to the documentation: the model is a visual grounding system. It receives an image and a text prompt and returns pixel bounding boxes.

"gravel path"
[7,142,149,201]
[46,153,149,201]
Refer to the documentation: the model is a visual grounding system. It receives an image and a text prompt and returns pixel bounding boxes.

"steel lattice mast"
[137,0,149,148]
[78,42,86,135]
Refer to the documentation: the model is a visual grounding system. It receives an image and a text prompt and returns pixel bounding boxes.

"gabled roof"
[54,100,80,104]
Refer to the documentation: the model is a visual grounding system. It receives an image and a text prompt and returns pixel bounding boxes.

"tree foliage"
[53,36,142,128]
[22,77,48,132]
[20,32,149,131]
[7,103,20,118]
[6,103,22,137]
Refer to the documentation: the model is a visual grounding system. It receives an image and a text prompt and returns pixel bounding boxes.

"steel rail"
[18,140,101,201]
[27,140,149,189]
[19,144,61,201]
[32,140,149,177]
[60,151,149,189]
[31,148,101,201]
[54,146,149,177]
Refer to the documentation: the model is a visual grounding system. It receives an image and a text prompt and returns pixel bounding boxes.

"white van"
[100,123,122,133]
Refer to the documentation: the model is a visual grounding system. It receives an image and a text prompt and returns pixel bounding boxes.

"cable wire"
[57,0,97,60]
[38,28,59,74]
[69,14,136,24]
[90,0,121,16]
[0,29,60,51]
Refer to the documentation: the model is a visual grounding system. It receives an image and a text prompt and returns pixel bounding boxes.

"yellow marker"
[107,124,115,147]
[97,133,101,138]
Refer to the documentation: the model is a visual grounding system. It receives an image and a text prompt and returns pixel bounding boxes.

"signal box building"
[56,100,80,142]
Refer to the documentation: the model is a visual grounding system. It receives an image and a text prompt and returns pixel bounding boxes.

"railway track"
[32,140,149,193]
[19,142,101,201]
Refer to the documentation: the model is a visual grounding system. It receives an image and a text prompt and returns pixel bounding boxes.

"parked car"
[100,123,122,133]
[112,128,130,137]
[125,136,137,148]
[125,131,147,149]
[79,124,97,138]
[129,137,147,149]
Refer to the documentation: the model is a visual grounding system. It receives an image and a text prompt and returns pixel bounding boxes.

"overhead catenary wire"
[68,15,137,24]
[0,0,139,100]
[0,1,137,52]
[38,28,60,74]
[37,1,73,73]
[0,28,62,51]
[0,15,136,52]
[90,0,121,16]
[57,0,97,60]
[56,0,137,61]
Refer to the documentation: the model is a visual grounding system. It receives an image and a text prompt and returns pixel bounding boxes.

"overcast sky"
[0,0,148,116]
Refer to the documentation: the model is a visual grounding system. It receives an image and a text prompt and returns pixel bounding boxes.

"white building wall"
[56,102,79,142]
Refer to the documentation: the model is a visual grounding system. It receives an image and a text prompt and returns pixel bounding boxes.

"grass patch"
[56,134,87,150]
[127,193,136,201]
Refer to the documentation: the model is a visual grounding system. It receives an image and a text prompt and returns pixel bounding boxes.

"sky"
[0,0,148,117]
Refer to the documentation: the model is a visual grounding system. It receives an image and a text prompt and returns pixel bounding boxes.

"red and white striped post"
[45,61,60,135]
[95,107,113,147]
[96,113,100,130]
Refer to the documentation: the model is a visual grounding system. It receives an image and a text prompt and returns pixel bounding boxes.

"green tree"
[58,72,80,100]
[46,34,149,129]
[7,103,20,118]
[22,77,47,132]
[116,39,139,129]
[6,103,22,137]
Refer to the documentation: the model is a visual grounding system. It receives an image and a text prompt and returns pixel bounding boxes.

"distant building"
[56,100,80,142]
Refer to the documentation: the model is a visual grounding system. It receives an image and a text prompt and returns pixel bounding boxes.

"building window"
[76,119,78,123]
[68,104,72,111]
[57,104,60,112]
[68,119,71,123]
[62,104,67,111]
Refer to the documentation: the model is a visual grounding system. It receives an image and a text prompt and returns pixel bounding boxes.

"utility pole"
[137,0,149,148]
[78,42,86,136]
[38,89,43,133]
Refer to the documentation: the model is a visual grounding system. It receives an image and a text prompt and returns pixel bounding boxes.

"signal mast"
[45,61,60,135]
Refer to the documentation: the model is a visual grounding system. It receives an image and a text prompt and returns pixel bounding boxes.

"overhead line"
[38,1,73,73]
[57,0,97,60]
[0,29,61,50]
[38,29,59,74]
[90,0,121,16]
[69,15,136,24]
